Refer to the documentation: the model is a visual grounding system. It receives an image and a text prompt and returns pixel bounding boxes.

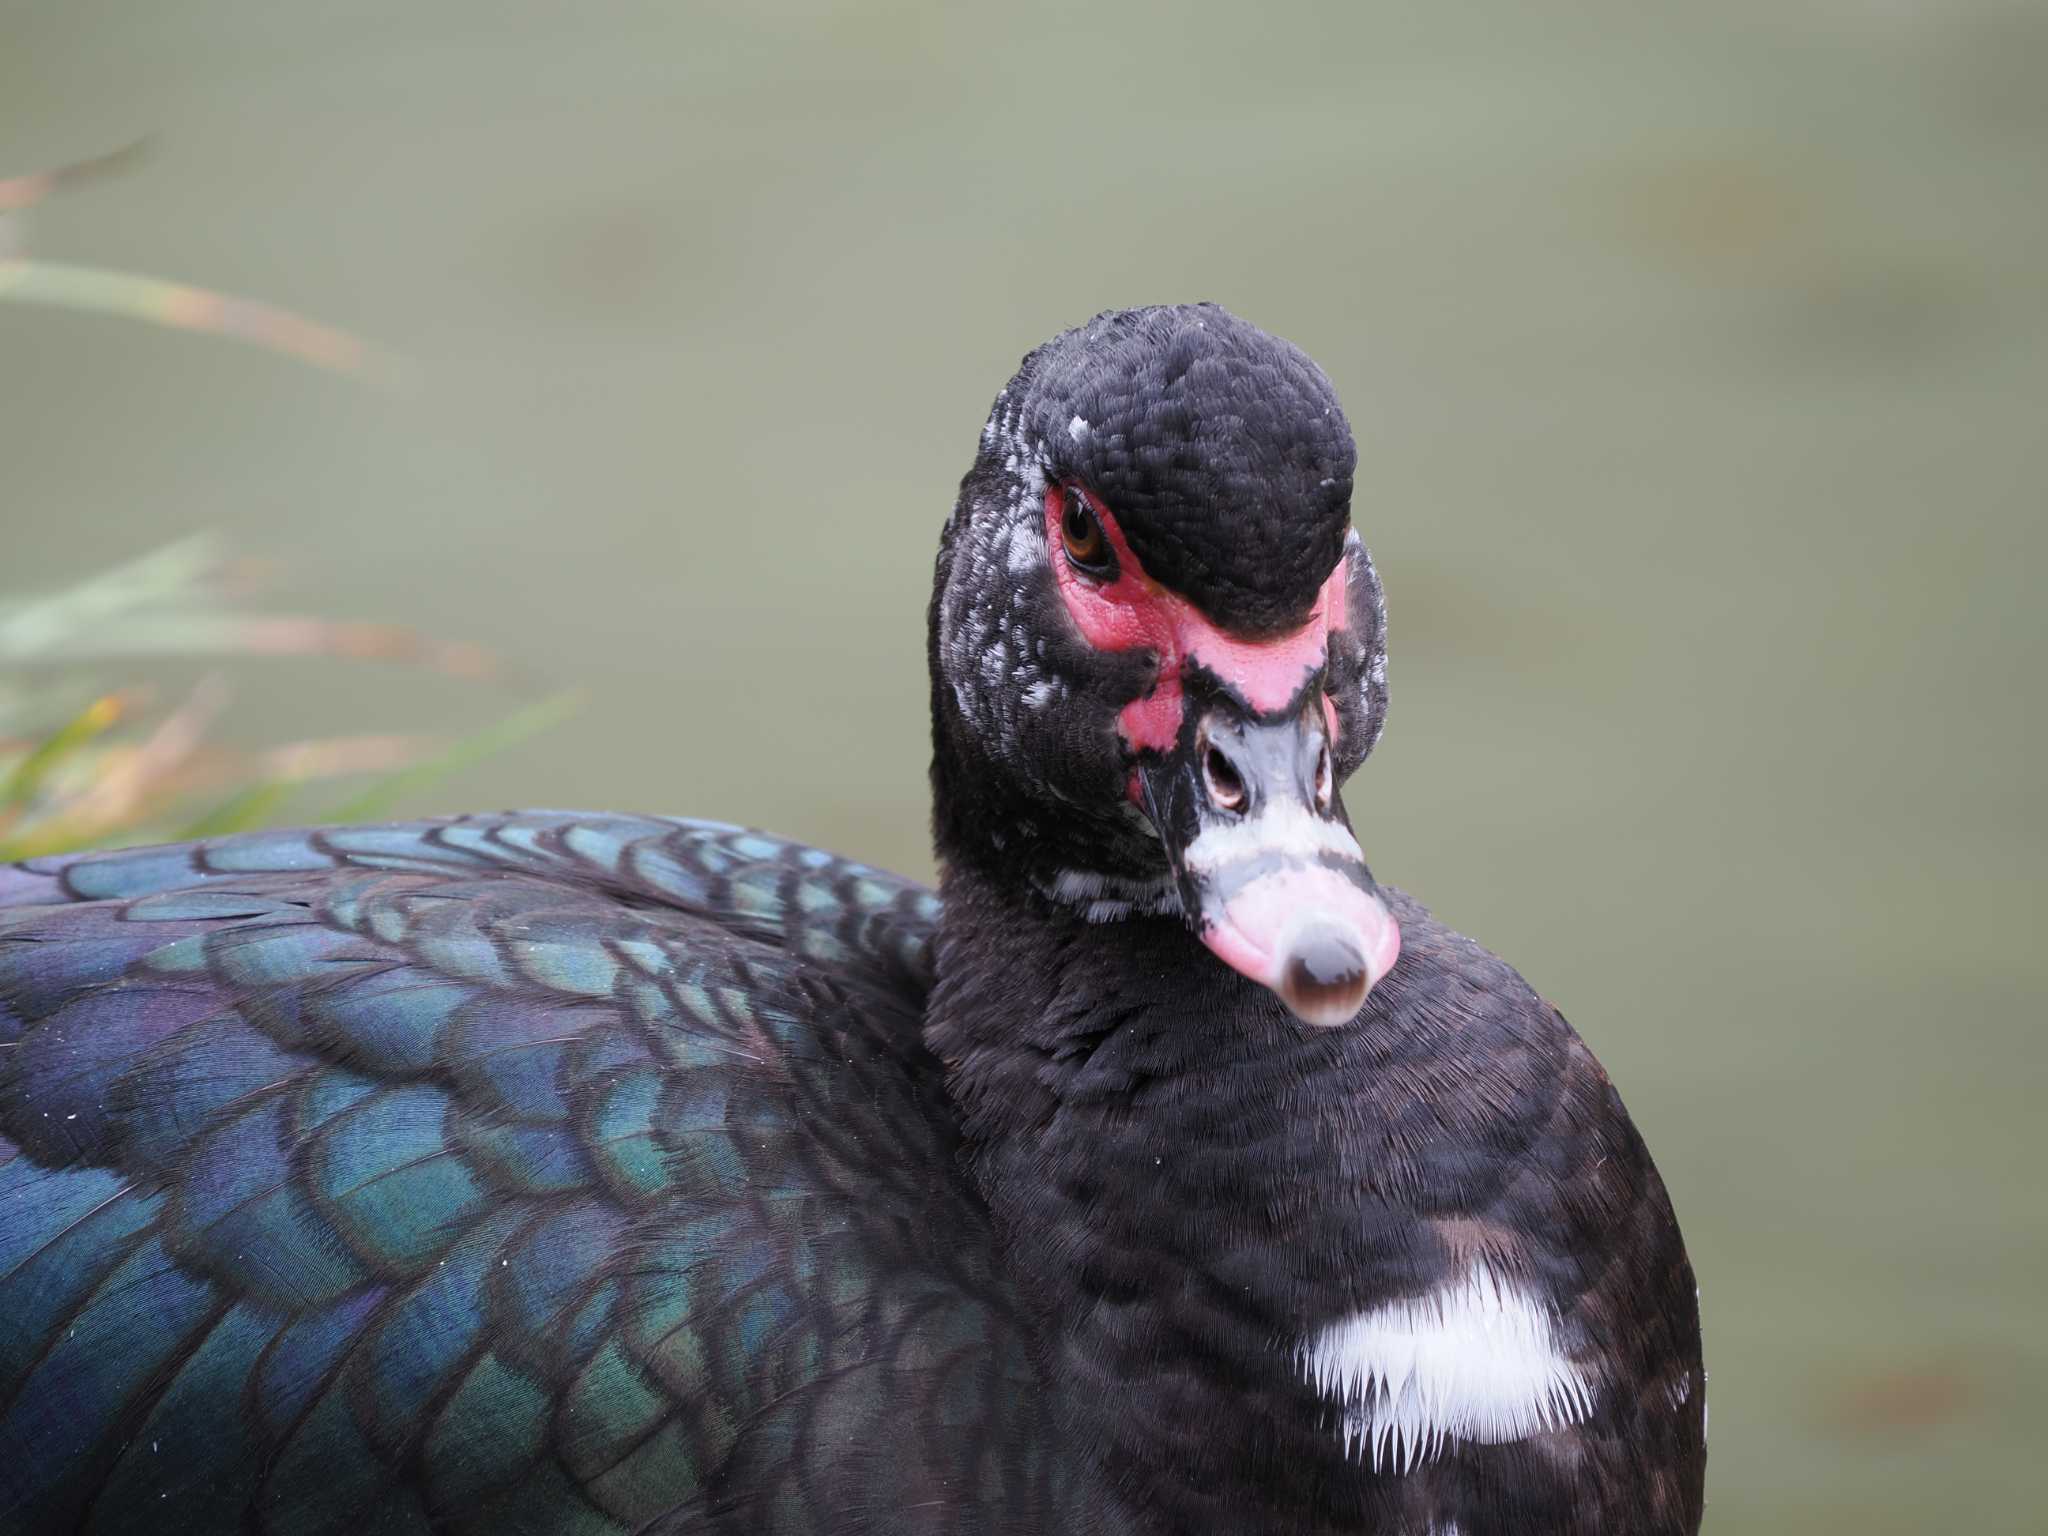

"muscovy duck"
[0,305,1705,1535]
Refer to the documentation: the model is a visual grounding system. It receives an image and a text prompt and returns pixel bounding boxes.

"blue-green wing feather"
[0,814,1052,1535]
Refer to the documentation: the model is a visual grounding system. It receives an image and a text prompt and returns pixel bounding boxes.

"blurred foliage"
[0,147,559,858]
[0,536,572,859]
[1,141,394,378]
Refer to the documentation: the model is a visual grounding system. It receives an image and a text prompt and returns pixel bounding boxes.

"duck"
[0,304,1705,1535]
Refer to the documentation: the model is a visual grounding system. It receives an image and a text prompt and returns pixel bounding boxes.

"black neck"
[926,857,1437,1533]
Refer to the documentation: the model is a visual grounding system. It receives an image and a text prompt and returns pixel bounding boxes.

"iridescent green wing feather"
[0,813,1053,1535]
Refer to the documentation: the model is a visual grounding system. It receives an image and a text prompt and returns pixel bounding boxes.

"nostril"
[1203,743,1248,814]
[1314,742,1333,811]
[1278,924,1371,1027]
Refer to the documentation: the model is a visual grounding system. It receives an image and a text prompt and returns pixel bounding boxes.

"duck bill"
[1140,705,1400,1026]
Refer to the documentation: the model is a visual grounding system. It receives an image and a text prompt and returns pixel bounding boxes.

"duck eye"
[1060,488,1110,575]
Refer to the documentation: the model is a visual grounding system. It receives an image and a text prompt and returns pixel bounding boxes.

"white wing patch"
[1299,1261,1596,1473]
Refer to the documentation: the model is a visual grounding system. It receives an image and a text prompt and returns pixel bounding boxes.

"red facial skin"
[1044,485,1348,768]
[1043,482,1399,1016]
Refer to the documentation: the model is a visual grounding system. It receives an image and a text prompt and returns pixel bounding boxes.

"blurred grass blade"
[176,780,294,840]
[328,693,580,823]
[0,693,125,815]
[1,533,522,855]
[0,141,501,857]
[0,536,224,661]
[176,729,443,838]
[0,260,389,379]
[0,536,497,677]
[27,676,229,848]
[11,613,501,675]
[0,140,148,214]
[259,733,431,783]
[0,535,220,618]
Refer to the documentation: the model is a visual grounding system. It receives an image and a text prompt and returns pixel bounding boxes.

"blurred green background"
[3,2,2043,1529]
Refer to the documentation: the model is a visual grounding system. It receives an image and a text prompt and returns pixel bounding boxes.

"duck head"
[930,305,1398,1024]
